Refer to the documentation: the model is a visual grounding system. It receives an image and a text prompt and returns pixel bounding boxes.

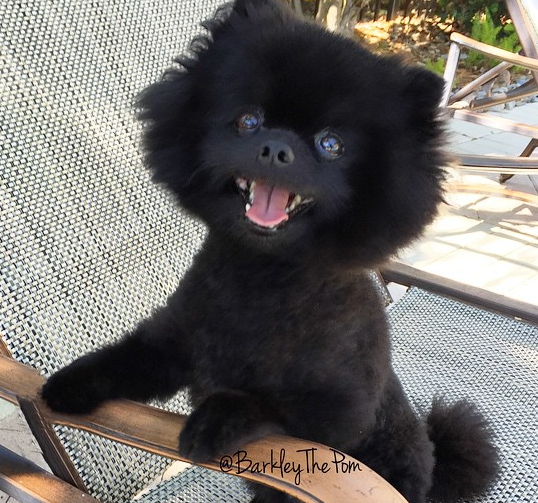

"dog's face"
[138,0,445,266]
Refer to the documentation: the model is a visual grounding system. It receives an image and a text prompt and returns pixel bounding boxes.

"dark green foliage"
[465,7,521,68]
[431,1,508,31]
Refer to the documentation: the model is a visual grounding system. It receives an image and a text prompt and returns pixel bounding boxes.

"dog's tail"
[426,398,500,503]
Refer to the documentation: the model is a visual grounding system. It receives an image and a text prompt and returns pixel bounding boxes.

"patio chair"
[0,2,405,502]
[1,1,537,503]
[442,0,538,181]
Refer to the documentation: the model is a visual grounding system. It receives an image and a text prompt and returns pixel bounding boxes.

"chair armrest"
[380,261,538,325]
[449,32,538,72]
[0,354,408,503]
[449,108,538,139]
[0,444,99,503]
[455,154,538,172]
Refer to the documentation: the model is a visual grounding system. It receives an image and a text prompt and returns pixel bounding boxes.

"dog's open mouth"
[236,177,313,230]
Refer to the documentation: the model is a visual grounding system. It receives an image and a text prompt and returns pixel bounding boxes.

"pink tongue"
[246,182,290,228]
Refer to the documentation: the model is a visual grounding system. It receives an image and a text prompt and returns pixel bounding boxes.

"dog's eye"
[315,130,344,160]
[235,111,262,134]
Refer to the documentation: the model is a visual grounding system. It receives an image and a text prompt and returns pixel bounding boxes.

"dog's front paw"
[42,357,111,414]
[179,391,282,463]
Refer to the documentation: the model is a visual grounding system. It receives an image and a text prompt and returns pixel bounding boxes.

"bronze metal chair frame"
[442,0,538,179]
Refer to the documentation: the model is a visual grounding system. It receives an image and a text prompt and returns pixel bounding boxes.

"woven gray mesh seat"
[389,288,538,503]
[1,0,252,501]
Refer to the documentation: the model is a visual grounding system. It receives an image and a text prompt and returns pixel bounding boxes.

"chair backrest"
[0,1,222,501]
[507,0,538,79]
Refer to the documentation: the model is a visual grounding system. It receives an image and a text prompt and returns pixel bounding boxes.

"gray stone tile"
[446,131,478,145]
[0,403,49,471]
[504,175,538,196]
[0,402,49,503]
[452,137,526,156]
[480,260,538,295]
[488,103,538,125]
[479,132,535,151]
[0,399,16,421]
[504,273,538,303]
[397,238,460,268]
[446,119,497,139]
[419,247,503,289]
[402,146,538,304]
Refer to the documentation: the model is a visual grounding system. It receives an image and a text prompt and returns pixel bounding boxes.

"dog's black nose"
[257,140,295,167]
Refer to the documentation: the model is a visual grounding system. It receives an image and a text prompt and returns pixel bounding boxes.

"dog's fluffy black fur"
[42,1,499,501]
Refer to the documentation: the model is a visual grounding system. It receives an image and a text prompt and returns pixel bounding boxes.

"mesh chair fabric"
[2,1,537,502]
[1,0,223,501]
[138,466,252,503]
[389,288,538,503]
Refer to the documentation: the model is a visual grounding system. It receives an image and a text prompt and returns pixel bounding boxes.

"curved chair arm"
[381,259,538,326]
[0,444,99,503]
[441,31,538,107]
[0,354,407,503]
[449,32,538,72]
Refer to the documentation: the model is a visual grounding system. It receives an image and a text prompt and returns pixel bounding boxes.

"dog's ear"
[204,0,292,41]
[232,0,292,21]
[135,69,193,153]
[403,66,445,110]
[400,66,445,125]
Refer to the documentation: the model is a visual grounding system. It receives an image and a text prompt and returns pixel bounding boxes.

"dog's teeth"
[237,177,248,190]
[286,195,303,213]
[246,203,251,211]
[303,197,313,204]
[248,181,256,204]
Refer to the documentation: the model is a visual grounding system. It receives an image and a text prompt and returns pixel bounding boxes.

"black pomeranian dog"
[42,1,499,502]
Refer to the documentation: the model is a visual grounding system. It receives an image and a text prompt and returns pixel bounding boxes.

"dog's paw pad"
[41,363,107,414]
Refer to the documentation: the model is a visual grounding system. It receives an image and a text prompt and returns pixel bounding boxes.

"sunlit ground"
[397,103,538,305]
